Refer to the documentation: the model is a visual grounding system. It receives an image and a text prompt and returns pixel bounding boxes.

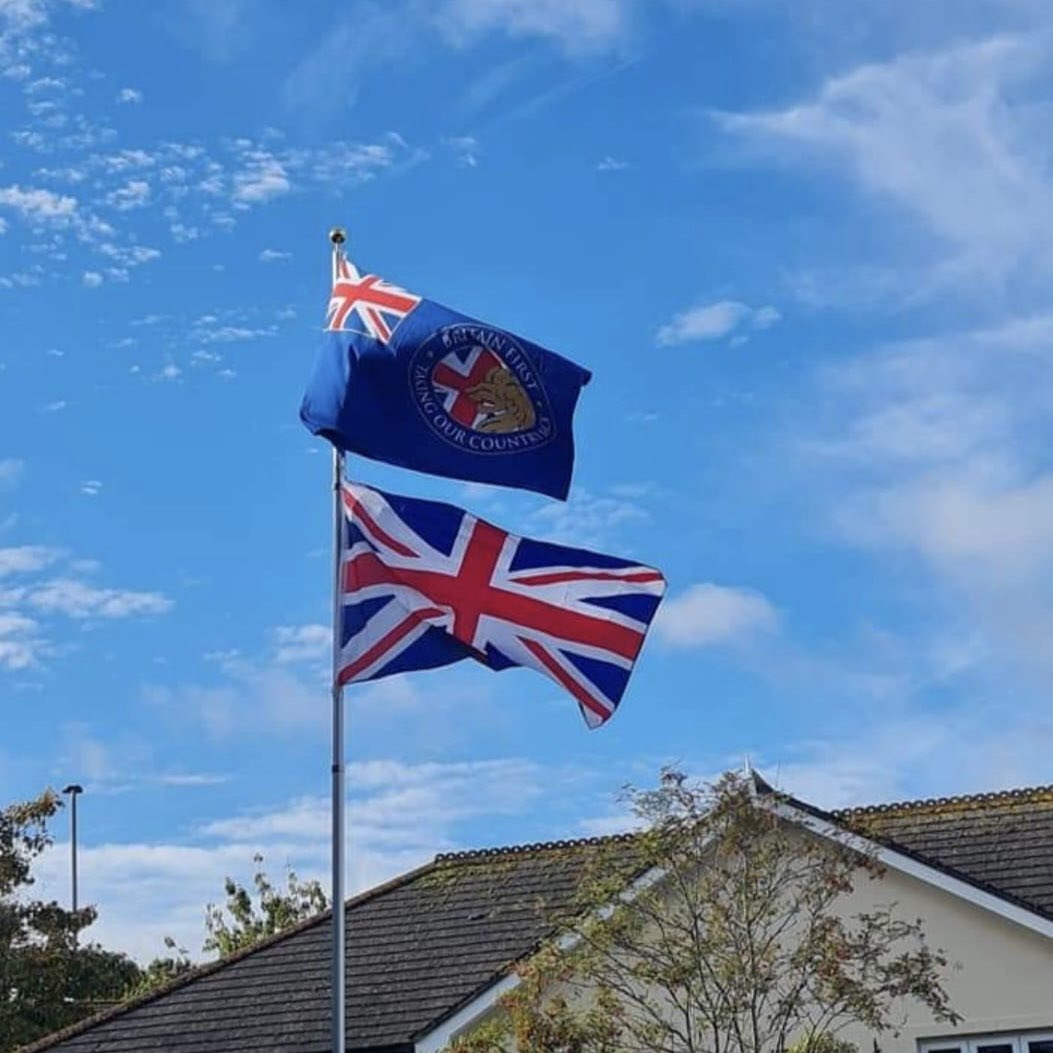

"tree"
[203,853,328,958]
[0,790,142,1052]
[449,771,960,1053]
[129,855,330,997]
[125,936,194,997]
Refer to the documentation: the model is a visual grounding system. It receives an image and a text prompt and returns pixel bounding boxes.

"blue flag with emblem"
[300,251,592,500]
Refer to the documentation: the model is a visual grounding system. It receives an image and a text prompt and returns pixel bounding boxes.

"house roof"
[22,835,643,1053]
[750,774,1053,922]
[832,783,1053,919]
[23,779,1053,1053]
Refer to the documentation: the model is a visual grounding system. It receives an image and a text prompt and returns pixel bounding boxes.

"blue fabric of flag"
[300,256,591,500]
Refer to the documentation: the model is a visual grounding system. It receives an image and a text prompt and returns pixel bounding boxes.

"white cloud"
[0,184,77,222]
[596,155,628,171]
[258,248,290,262]
[231,153,290,204]
[803,313,1053,694]
[106,178,150,210]
[527,487,650,549]
[718,36,1053,291]
[79,479,101,496]
[27,578,172,618]
[272,623,329,663]
[438,0,630,50]
[195,324,274,344]
[116,87,142,104]
[28,753,585,961]
[156,772,229,787]
[171,223,200,243]
[0,545,59,576]
[656,299,780,346]
[81,270,102,287]
[444,135,480,168]
[755,685,1053,811]
[0,0,92,30]
[40,399,66,411]
[655,583,778,647]
[0,611,43,669]
[159,363,181,381]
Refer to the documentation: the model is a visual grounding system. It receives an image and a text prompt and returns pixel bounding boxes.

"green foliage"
[448,770,960,1053]
[449,945,625,1053]
[0,790,142,1052]
[788,1032,858,1053]
[125,936,194,998]
[203,853,329,958]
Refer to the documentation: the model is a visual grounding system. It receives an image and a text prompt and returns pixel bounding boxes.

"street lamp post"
[61,784,83,926]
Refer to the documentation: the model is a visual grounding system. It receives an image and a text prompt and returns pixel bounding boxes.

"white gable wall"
[833,858,1053,1053]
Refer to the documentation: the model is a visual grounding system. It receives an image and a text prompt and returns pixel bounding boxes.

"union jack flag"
[326,251,421,343]
[337,483,666,728]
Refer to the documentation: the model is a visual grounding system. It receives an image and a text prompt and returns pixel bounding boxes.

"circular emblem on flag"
[409,325,555,454]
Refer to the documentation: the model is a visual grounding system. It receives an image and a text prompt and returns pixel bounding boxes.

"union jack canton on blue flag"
[337,483,666,728]
[300,252,592,501]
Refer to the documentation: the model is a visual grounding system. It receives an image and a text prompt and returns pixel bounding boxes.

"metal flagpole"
[328,227,348,1053]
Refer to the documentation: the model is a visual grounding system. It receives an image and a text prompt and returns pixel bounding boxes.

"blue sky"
[4,0,1053,961]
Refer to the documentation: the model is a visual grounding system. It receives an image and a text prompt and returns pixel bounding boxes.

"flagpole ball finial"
[329,227,347,246]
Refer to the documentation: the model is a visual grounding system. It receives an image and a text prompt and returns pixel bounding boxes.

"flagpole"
[328,227,348,1053]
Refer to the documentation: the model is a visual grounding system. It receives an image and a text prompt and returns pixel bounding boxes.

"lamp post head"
[62,784,83,796]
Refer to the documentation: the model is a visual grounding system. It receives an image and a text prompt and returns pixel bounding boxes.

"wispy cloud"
[795,312,1053,701]
[156,772,230,787]
[30,751,588,961]
[718,36,1053,299]
[0,184,77,222]
[26,577,172,618]
[656,299,780,346]
[115,86,141,104]
[105,178,150,210]
[444,134,480,167]
[596,155,628,171]
[526,486,651,550]
[437,0,631,52]
[258,247,290,262]
[231,150,290,204]
[0,612,44,670]
[272,623,329,664]
[655,583,778,647]
[0,544,59,576]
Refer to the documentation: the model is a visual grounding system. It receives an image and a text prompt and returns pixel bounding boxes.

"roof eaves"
[833,783,1053,820]
[431,831,640,864]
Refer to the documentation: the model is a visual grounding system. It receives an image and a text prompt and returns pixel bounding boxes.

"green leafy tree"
[0,790,142,1052]
[203,853,328,958]
[450,771,960,1053]
[125,936,194,997]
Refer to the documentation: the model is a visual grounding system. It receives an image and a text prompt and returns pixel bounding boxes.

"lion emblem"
[465,362,536,433]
